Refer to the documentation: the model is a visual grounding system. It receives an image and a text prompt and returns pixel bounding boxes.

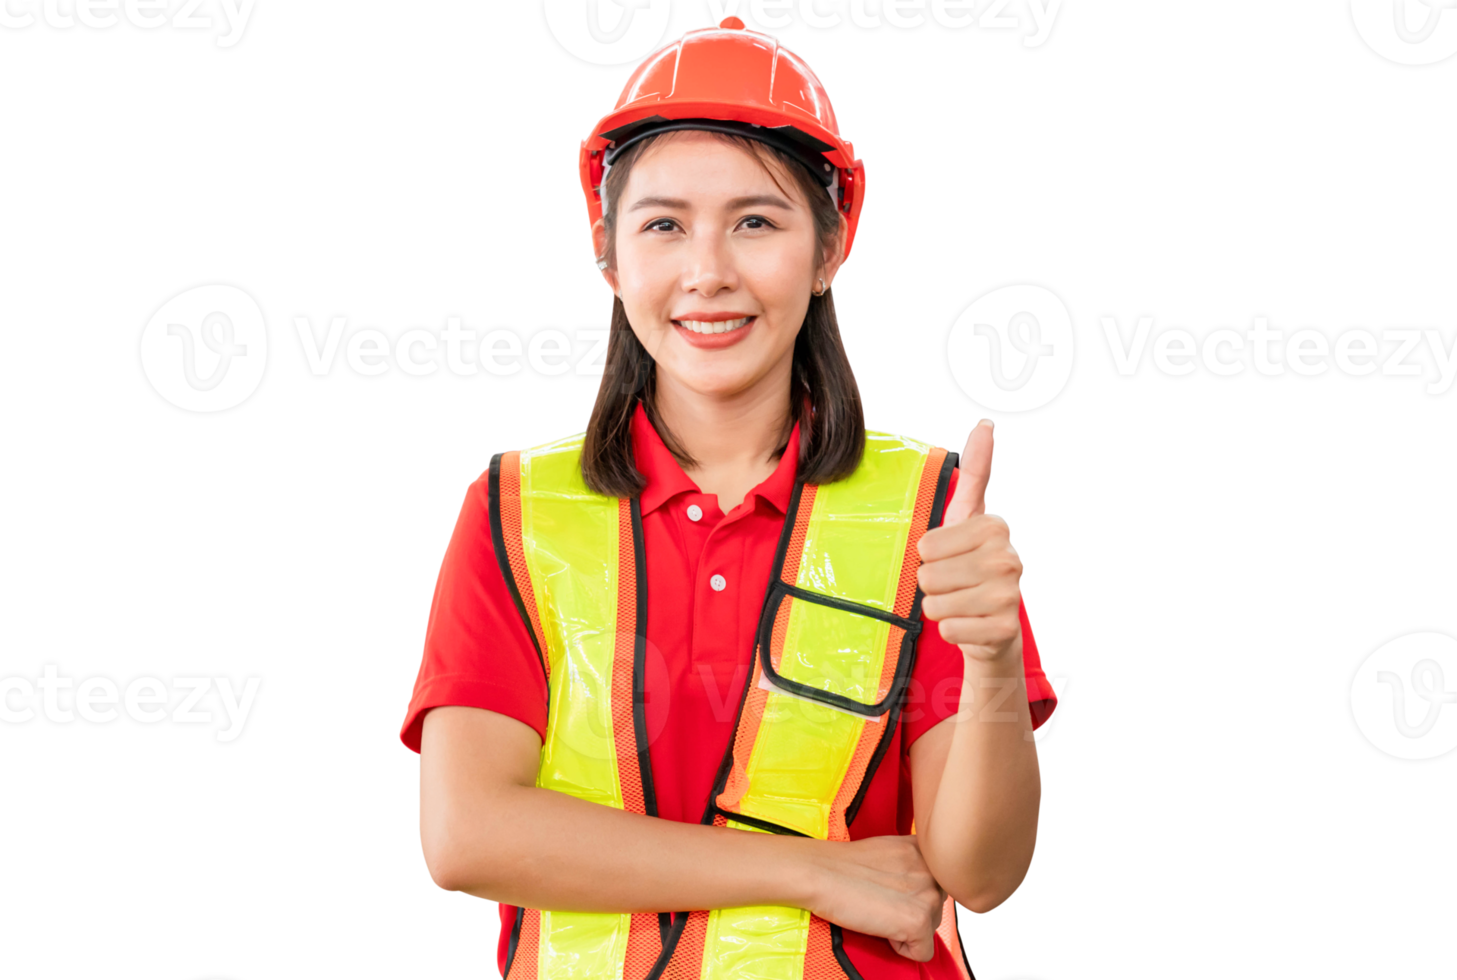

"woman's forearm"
[427,777,824,912]
[916,642,1042,913]
[418,704,826,913]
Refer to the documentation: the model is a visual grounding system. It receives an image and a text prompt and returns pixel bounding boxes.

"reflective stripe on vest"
[488,431,974,980]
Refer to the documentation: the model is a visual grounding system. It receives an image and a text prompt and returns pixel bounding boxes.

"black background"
[0,3,1451,972]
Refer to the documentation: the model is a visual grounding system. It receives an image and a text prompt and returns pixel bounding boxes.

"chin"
[671,369,761,400]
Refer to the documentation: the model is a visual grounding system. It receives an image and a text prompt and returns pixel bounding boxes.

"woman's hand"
[803,835,946,962]
[916,420,1023,665]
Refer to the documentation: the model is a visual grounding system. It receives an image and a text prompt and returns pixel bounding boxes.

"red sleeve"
[900,467,1058,749]
[398,472,549,754]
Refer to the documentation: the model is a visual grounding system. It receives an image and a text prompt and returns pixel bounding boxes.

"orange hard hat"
[579,17,867,261]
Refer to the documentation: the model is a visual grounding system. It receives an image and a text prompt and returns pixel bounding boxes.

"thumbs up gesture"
[916,420,1024,663]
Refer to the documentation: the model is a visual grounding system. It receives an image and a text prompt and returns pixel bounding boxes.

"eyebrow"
[730,194,795,210]
[629,195,690,209]
[626,194,796,212]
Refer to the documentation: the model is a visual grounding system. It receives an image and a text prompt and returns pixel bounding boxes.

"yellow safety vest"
[488,431,973,980]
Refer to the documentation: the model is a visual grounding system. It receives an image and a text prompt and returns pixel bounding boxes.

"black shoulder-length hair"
[580,129,866,498]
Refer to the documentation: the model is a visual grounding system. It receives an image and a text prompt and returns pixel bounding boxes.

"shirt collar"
[630,402,800,516]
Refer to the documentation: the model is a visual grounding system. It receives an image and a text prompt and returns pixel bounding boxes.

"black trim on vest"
[503,904,525,978]
[643,911,688,980]
[635,496,683,980]
[702,451,954,839]
[831,924,865,979]
[844,448,958,828]
[955,911,977,980]
[488,454,548,682]
[630,498,659,821]
[707,805,811,837]
[755,580,922,718]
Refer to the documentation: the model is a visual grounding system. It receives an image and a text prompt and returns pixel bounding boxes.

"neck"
[651,363,794,513]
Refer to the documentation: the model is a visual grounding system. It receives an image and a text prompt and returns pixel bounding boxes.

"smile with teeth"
[676,316,755,334]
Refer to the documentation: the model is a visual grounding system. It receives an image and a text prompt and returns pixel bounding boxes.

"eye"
[739,215,775,231]
[644,218,679,233]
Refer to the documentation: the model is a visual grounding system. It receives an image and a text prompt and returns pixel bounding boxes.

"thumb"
[943,419,994,526]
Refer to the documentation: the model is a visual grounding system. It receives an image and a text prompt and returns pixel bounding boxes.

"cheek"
[739,240,814,307]
[616,256,672,318]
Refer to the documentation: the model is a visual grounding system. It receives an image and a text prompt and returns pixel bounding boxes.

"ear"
[591,216,620,297]
[816,212,849,290]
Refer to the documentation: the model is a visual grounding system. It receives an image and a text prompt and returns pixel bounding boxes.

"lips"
[671,314,758,350]
[677,316,753,335]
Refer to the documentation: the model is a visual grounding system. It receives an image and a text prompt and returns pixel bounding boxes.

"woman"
[401,18,1057,980]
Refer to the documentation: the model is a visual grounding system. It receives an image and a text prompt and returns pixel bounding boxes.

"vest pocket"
[755,580,920,718]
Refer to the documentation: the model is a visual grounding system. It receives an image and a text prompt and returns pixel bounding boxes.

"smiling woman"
[583,127,863,504]
[401,17,1058,980]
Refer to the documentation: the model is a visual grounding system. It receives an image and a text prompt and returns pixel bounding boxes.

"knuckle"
[939,619,968,644]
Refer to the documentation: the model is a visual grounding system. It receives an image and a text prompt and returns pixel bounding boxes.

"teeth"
[679,317,751,334]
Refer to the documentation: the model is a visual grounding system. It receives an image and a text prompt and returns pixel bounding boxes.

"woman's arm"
[908,421,1043,912]
[908,642,1041,913]
[419,705,949,961]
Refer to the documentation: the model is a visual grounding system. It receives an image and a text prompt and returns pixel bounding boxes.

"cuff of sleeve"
[399,674,549,753]
[1025,668,1057,730]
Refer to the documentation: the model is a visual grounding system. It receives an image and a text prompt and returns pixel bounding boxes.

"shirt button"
[686,504,703,522]
[709,574,727,592]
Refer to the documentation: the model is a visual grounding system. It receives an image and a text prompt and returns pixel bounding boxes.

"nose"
[680,225,738,298]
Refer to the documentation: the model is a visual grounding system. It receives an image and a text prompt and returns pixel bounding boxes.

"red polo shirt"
[401,405,1057,979]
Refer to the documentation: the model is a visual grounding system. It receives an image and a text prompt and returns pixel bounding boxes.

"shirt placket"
[680,495,758,713]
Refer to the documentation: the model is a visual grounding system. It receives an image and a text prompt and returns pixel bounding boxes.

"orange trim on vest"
[506,908,541,980]
[804,915,840,979]
[937,895,974,980]
[613,497,649,818]
[659,910,709,980]
[497,465,669,979]
[714,483,817,815]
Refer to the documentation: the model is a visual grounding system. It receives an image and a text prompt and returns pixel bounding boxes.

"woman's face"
[597,131,844,402]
